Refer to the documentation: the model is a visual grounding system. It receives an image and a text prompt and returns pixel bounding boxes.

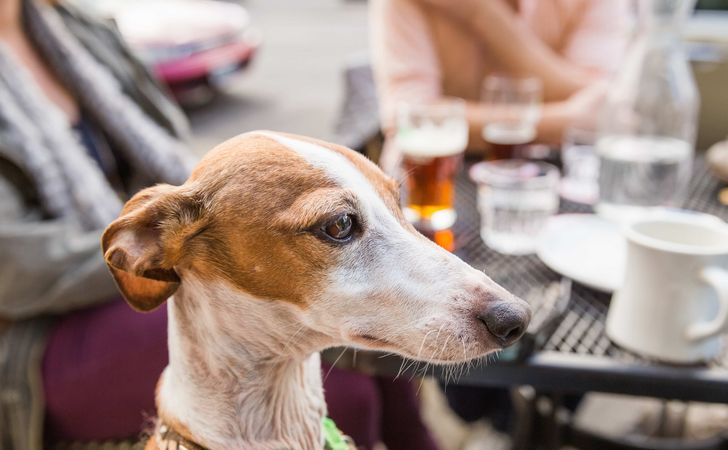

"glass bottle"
[597,0,699,222]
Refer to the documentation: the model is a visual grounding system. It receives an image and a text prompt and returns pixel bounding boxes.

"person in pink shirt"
[370,0,631,435]
[371,0,631,168]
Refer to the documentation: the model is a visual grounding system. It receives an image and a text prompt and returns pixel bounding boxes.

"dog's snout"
[477,301,530,347]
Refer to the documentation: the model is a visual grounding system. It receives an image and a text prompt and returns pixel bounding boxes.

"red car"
[97,0,261,104]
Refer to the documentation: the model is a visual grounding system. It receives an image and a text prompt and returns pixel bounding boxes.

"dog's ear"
[102,184,205,312]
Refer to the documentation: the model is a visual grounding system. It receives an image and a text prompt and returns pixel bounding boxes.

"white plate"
[537,211,726,293]
[537,214,626,293]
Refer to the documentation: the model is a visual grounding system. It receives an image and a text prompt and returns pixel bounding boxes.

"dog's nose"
[477,301,530,347]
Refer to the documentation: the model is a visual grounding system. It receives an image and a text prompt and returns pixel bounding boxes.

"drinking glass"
[470,160,560,255]
[396,98,468,233]
[560,127,599,205]
[482,76,542,160]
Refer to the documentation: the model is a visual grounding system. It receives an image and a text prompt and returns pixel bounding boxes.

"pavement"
[187,0,369,154]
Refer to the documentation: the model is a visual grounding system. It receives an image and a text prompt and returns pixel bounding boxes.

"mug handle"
[686,267,728,342]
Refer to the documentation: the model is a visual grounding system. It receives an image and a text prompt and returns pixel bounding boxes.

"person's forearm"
[380,99,572,169]
[0,223,119,320]
[460,1,596,101]
[536,103,572,145]
[0,174,118,320]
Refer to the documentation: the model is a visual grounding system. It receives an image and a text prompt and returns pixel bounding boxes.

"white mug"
[606,215,728,363]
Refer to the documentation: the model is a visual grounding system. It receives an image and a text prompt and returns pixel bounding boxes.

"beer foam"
[483,123,536,145]
[396,123,468,158]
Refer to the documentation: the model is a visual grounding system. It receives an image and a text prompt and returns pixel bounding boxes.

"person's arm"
[0,168,118,320]
[372,0,610,162]
[561,0,632,74]
[466,79,609,150]
[465,102,568,152]
[370,0,442,132]
[414,0,598,101]
[463,0,630,145]
[370,0,443,173]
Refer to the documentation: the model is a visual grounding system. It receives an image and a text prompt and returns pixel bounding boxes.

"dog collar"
[157,421,206,450]
[157,417,353,450]
[322,416,354,450]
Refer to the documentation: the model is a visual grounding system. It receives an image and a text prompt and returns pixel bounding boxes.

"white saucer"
[537,214,626,293]
[537,211,726,293]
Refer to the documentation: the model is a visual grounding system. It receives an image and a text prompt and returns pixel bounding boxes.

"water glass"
[560,128,599,205]
[481,76,542,160]
[470,160,560,255]
[596,135,693,223]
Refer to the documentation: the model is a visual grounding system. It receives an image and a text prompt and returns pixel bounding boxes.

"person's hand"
[414,0,481,25]
[559,80,610,129]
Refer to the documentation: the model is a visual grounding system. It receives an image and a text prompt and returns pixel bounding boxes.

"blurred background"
[2,0,728,449]
[71,0,728,154]
[74,0,371,153]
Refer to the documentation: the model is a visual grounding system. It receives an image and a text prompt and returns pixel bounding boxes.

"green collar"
[158,417,352,450]
[322,417,353,450]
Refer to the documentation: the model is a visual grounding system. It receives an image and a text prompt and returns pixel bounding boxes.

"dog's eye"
[322,214,354,241]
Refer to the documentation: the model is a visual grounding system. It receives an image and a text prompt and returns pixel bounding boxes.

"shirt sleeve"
[562,0,632,73]
[0,173,118,320]
[370,0,443,132]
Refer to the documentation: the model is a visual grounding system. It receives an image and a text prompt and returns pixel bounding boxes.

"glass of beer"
[396,98,468,233]
[482,76,542,160]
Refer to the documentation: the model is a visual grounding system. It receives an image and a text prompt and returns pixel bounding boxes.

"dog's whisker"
[415,362,432,395]
[421,324,445,364]
[399,327,437,379]
[408,360,424,382]
[432,325,445,353]
[280,324,307,354]
[432,332,453,387]
[323,348,348,382]
[436,332,452,362]
[404,358,420,381]
[415,328,438,360]
[457,336,469,382]
[395,357,408,380]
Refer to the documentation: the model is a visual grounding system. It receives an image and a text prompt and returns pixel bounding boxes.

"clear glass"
[396,98,468,231]
[596,0,699,222]
[481,76,543,160]
[561,127,599,205]
[469,160,560,255]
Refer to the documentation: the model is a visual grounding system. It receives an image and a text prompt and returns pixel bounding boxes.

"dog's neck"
[158,278,331,450]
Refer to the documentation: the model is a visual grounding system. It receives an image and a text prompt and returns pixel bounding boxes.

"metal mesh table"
[445,159,728,403]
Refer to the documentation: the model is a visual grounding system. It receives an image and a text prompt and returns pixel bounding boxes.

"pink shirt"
[371,0,631,129]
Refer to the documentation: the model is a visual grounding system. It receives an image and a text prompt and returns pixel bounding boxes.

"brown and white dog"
[101,131,530,450]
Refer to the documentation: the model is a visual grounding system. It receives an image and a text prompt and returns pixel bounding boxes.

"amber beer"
[403,152,463,224]
[396,98,468,236]
[398,130,467,231]
[482,123,536,160]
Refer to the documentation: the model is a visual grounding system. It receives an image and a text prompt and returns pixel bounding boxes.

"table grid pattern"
[453,159,728,368]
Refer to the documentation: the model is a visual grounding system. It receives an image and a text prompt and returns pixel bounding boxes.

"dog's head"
[102,132,530,363]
